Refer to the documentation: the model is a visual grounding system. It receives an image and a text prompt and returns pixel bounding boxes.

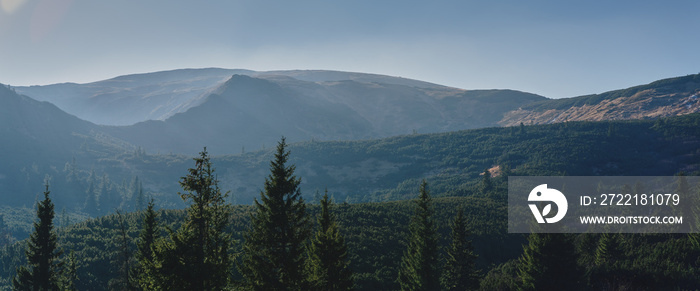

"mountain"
[500,74,700,126]
[16,68,546,131]
[0,85,132,206]
[4,115,700,290]
[15,68,250,125]
[3,70,700,209]
[101,73,545,155]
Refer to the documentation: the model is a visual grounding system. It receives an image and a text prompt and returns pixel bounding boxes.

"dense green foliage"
[397,181,440,291]
[13,185,64,290]
[135,200,158,290]
[1,113,700,290]
[239,138,312,290]
[517,233,580,291]
[307,191,354,291]
[148,149,233,290]
[441,208,479,290]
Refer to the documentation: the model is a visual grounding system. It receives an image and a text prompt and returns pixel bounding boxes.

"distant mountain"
[103,73,545,155]
[16,68,546,129]
[0,85,131,206]
[13,69,451,126]
[500,74,700,126]
[15,68,250,125]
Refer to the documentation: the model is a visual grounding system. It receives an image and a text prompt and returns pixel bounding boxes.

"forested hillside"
[3,107,699,242]
[1,113,700,290]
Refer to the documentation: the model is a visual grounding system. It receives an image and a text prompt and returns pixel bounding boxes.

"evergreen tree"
[109,210,135,290]
[441,208,479,291]
[61,251,78,291]
[153,148,233,290]
[130,176,145,211]
[397,180,439,291]
[239,137,312,291]
[83,171,99,216]
[590,233,631,290]
[308,190,354,291]
[517,233,579,291]
[594,233,621,266]
[0,214,11,247]
[13,184,64,291]
[481,168,492,193]
[136,199,159,290]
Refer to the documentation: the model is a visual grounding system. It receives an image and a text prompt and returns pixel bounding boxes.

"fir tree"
[397,180,439,291]
[13,184,64,291]
[136,199,159,291]
[153,148,233,290]
[517,233,580,291]
[239,137,312,291]
[441,208,479,291]
[308,190,354,291]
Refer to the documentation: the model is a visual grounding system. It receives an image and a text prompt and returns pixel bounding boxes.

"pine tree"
[13,184,64,291]
[136,199,159,290]
[441,208,479,291]
[239,137,312,291]
[517,233,579,291]
[308,190,354,291]
[397,180,439,291]
[153,148,233,290]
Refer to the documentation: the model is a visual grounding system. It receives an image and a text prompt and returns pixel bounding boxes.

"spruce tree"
[239,137,312,290]
[308,190,354,291]
[481,168,492,192]
[397,180,439,291]
[109,210,135,290]
[136,199,159,290]
[13,184,64,291]
[61,251,78,291]
[83,171,99,216]
[517,233,579,291]
[153,148,233,290]
[0,214,11,247]
[441,208,479,291]
[594,233,621,266]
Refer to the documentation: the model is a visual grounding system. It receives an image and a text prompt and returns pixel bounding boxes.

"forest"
[1,113,700,290]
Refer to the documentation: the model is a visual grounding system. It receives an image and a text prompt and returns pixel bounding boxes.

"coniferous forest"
[2,113,700,290]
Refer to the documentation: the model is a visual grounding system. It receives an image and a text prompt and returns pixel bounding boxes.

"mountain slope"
[15,68,248,125]
[0,85,132,205]
[103,73,545,155]
[500,73,700,126]
[16,69,547,131]
[95,113,700,208]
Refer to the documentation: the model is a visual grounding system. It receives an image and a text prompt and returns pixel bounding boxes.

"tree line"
[11,138,479,290]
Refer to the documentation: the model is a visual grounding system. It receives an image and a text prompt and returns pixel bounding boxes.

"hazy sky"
[1,0,698,98]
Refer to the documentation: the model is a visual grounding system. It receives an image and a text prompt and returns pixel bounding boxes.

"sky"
[1,0,699,98]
